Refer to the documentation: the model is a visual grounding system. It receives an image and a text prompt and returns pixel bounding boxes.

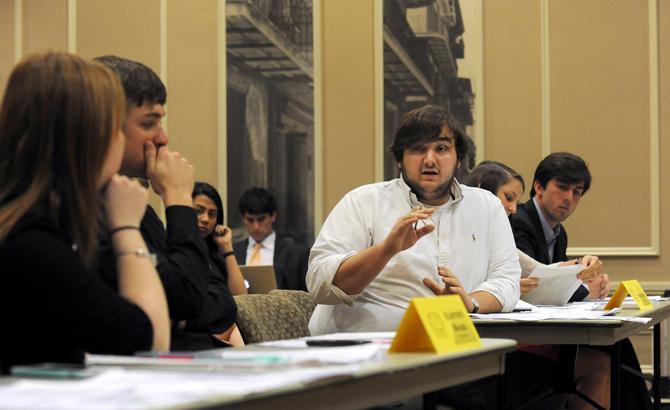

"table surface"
[172,338,516,410]
[473,300,670,345]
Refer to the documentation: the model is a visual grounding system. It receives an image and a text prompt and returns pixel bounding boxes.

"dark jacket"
[1,216,152,373]
[99,205,234,351]
[510,199,588,301]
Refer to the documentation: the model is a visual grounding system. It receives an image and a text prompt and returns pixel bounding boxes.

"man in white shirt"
[307,105,521,335]
[233,188,309,291]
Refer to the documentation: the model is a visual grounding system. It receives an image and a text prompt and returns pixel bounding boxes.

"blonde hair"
[0,52,126,266]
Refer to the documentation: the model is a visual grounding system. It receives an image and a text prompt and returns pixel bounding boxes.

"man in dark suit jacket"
[511,153,652,409]
[511,152,605,301]
[233,188,309,291]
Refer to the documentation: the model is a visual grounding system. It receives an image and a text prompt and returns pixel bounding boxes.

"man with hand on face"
[96,56,236,350]
[307,105,520,335]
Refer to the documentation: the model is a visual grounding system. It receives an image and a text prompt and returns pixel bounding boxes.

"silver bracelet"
[116,248,158,267]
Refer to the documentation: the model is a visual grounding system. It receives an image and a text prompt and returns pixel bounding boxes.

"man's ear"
[270,212,277,224]
[533,180,544,197]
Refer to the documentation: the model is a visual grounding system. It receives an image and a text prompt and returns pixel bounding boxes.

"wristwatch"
[470,296,480,313]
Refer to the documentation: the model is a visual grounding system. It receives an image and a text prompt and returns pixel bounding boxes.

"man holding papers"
[307,105,520,335]
[510,152,608,301]
[511,152,652,409]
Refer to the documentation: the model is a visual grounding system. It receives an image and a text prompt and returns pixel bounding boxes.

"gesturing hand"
[423,266,474,312]
[144,141,194,206]
[381,208,435,257]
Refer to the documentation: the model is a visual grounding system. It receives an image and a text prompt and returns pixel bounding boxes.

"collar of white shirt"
[247,231,276,252]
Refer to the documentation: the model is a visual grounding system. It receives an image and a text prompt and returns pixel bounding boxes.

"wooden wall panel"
[483,0,542,201]
[22,0,67,55]
[0,0,15,98]
[550,0,650,247]
[166,0,219,187]
[607,0,670,282]
[321,0,376,215]
[76,0,161,70]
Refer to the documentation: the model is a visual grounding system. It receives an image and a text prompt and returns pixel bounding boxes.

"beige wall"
[484,0,668,288]
[0,0,221,210]
[321,0,377,214]
[0,0,668,289]
[0,0,15,97]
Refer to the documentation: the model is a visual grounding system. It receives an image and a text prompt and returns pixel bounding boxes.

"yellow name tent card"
[604,279,653,311]
[390,295,481,354]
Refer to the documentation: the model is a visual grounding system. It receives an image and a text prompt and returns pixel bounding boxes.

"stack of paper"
[523,264,583,306]
[0,364,362,409]
[472,303,651,324]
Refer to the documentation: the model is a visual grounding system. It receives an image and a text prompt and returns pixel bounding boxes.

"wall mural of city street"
[226,0,315,245]
[383,0,477,182]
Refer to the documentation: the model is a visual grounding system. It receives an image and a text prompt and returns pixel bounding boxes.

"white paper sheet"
[87,343,383,371]
[218,342,383,364]
[472,305,622,321]
[523,264,583,306]
[0,364,362,409]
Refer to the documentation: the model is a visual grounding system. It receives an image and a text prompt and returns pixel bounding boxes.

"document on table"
[523,264,583,306]
[599,295,665,308]
[472,303,651,324]
[87,342,383,369]
[0,364,363,409]
[218,343,383,364]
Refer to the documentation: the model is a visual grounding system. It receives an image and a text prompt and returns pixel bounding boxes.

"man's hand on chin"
[144,141,194,207]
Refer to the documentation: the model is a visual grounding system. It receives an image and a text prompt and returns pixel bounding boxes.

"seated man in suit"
[511,152,652,409]
[233,188,309,291]
[510,152,607,301]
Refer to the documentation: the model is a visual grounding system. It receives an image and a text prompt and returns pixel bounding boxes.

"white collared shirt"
[246,231,276,265]
[307,177,521,335]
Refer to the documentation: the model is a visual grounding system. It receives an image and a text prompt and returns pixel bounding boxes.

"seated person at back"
[509,153,651,409]
[465,160,611,410]
[0,53,170,373]
[465,160,604,295]
[192,181,245,345]
[233,187,309,291]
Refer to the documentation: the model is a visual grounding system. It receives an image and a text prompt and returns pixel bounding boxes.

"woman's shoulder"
[1,215,75,267]
[5,215,65,246]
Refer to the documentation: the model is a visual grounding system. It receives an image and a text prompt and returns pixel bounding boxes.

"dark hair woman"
[192,181,246,346]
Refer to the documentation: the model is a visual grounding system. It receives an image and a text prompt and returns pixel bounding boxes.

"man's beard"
[401,168,454,204]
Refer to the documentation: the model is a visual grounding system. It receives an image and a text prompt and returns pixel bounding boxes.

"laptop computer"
[239,265,278,294]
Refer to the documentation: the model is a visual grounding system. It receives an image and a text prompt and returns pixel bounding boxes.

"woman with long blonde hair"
[0,53,169,373]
